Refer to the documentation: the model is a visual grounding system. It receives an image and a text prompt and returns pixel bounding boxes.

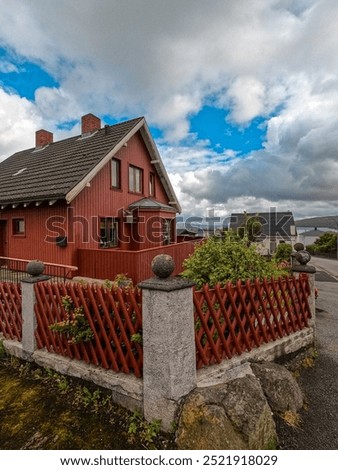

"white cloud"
[0,0,328,134]
[0,0,338,217]
[226,77,266,123]
[0,89,42,159]
[0,60,19,73]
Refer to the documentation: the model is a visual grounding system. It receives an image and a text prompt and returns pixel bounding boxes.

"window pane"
[135,168,141,192]
[129,166,143,193]
[149,173,155,196]
[13,218,25,235]
[111,159,120,188]
[99,218,118,247]
[163,219,171,245]
[129,167,134,191]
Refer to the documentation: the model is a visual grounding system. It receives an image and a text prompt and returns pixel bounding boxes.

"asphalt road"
[277,257,338,450]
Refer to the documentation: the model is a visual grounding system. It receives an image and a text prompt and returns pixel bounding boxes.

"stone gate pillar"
[21,261,50,357]
[139,254,196,430]
[291,243,316,330]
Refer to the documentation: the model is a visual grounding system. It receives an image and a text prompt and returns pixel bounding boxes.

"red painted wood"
[77,240,198,283]
[34,281,143,377]
[194,275,312,369]
[0,282,22,340]
[0,220,8,258]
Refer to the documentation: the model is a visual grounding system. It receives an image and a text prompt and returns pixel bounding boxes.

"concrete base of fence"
[33,351,143,412]
[1,337,26,360]
[197,327,314,388]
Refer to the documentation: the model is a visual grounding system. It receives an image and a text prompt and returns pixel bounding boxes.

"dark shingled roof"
[0,117,143,205]
[230,211,296,238]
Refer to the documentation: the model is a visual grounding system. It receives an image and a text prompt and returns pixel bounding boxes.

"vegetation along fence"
[33,281,143,377]
[0,282,22,341]
[194,274,311,369]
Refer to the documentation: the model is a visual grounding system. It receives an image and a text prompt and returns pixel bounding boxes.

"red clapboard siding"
[77,241,198,283]
[0,203,75,266]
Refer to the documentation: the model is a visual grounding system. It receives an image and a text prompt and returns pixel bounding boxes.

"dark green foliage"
[182,234,288,289]
[274,243,293,262]
[238,213,262,243]
[49,295,94,344]
[307,232,337,255]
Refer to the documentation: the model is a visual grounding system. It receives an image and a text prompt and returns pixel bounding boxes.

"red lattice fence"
[0,282,22,341]
[34,282,143,377]
[194,274,312,369]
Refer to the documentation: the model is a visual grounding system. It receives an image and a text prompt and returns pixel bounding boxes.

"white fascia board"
[65,118,145,204]
[139,122,181,213]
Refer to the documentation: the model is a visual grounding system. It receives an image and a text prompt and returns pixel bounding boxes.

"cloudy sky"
[0,0,337,220]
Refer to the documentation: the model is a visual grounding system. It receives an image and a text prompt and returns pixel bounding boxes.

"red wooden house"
[0,114,196,282]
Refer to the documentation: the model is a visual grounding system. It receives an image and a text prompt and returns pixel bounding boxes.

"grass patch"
[0,354,174,450]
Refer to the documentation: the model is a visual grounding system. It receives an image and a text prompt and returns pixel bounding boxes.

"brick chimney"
[36,129,53,148]
[81,113,101,135]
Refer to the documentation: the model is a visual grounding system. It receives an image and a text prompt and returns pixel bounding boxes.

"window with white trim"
[129,165,143,193]
[111,158,121,189]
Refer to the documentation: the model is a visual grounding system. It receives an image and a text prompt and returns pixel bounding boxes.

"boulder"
[176,375,277,450]
[251,362,303,413]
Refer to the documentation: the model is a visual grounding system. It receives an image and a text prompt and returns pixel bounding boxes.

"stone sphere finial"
[26,260,45,277]
[151,254,175,279]
[294,242,304,252]
[295,250,311,265]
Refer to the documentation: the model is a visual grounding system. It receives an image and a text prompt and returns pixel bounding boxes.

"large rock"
[176,375,277,450]
[251,362,303,413]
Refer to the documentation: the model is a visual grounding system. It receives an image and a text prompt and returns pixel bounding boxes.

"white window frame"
[129,165,143,193]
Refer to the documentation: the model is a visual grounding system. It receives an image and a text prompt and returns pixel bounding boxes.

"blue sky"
[0,47,58,100]
[191,107,266,154]
[0,0,337,220]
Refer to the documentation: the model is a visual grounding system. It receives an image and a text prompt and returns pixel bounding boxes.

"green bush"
[240,213,262,243]
[274,243,293,262]
[306,232,337,255]
[182,234,288,289]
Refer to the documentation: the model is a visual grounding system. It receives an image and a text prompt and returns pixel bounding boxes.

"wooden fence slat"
[0,283,21,340]
[253,279,277,341]
[225,282,252,352]
[244,279,269,344]
[194,274,312,369]
[270,277,291,336]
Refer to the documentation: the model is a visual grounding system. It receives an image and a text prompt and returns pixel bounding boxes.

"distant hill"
[295,215,338,229]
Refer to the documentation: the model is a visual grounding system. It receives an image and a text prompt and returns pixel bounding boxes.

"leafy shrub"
[237,213,262,242]
[182,234,288,289]
[49,295,94,344]
[274,243,293,262]
[307,232,337,255]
